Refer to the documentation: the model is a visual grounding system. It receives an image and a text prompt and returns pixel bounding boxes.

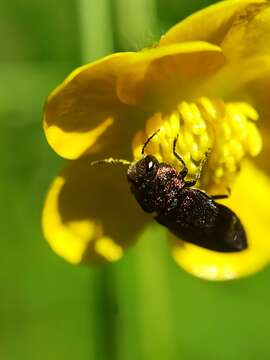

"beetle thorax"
[130,163,185,213]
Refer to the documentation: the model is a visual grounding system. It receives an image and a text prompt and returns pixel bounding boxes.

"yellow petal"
[42,157,149,264]
[160,0,270,180]
[171,160,270,281]
[117,42,225,110]
[220,3,270,170]
[160,1,270,116]
[160,0,267,46]
[43,52,139,160]
[216,1,270,107]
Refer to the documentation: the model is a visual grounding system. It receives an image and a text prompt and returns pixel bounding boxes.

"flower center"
[132,97,262,192]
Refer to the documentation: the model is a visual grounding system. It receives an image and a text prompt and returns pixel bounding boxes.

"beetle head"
[127,155,159,186]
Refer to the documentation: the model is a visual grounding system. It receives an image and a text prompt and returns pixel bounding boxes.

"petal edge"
[170,161,270,281]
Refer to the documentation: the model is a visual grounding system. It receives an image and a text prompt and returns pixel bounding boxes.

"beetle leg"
[211,194,229,200]
[183,149,211,187]
[184,179,197,187]
[173,134,188,178]
[196,148,211,179]
[211,188,231,200]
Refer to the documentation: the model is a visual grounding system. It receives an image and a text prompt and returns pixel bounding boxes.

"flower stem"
[116,0,159,49]
[78,0,114,62]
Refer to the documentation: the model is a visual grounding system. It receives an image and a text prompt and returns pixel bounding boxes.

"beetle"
[126,130,247,252]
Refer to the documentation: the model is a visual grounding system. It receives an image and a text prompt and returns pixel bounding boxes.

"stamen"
[132,98,263,191]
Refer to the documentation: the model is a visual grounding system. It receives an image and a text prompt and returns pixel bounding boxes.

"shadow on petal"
[43,52,145,160]
[169,160,270,281]
[117,42,225,110]
[42,156,150,264]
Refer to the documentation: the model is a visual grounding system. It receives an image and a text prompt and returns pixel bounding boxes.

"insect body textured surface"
[127,154,247,253]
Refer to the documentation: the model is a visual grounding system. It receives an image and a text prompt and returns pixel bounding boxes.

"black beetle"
[127,130,247,252]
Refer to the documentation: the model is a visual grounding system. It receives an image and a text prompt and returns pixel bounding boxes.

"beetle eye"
[147,160,157,175]
[148,161,154,170]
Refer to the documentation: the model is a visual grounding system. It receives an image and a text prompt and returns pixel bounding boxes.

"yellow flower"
[43,0,270,281]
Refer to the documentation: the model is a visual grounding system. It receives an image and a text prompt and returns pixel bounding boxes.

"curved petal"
[44,44,224,161]
[42,157,150,264]
[210,1,270,103]
[161,1,270,114]
[171,160,270,281]
[160,0,267,46]
[190,2,270,179]
[160,0,270,178]
[117,42,225,110]
[43,52,140,160]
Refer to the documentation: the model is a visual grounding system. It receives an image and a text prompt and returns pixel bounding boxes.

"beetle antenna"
[90,158,131,166]
[141,129,160,155]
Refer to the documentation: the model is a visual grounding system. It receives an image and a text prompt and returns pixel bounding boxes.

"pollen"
[132,98,262,192]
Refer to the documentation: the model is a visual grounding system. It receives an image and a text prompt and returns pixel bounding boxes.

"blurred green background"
[1,0,270,359]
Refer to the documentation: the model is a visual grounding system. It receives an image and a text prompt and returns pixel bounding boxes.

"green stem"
[77,1,116,359]
[114,225,178,360]
[78,0,114,62]
[116,0,158,49]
